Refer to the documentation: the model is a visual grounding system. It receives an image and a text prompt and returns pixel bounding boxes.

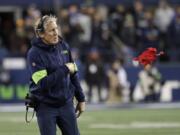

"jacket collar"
[31,37,63,51]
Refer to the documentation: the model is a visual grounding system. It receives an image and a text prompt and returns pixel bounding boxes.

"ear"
[36,30,44,38]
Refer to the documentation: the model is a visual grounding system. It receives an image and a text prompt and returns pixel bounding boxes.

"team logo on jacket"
[62,50,68,54]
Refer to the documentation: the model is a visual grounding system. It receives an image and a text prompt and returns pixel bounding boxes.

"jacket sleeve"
[27,50,69,90]
[70,73,85,102]
[65,43,85,102]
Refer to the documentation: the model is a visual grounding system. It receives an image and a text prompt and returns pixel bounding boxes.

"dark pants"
[87,84,102,103]
[36,102,80,135]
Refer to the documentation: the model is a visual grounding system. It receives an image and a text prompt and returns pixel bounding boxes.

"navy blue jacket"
[27,38,85,106]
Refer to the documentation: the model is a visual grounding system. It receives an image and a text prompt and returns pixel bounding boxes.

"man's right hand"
[75,102,86,118]
[65,63,78,74]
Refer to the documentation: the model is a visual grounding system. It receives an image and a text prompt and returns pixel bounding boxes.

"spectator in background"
[106,59,122,104]
[137,10,160,51]
[133,0,145,29]
[58,8,71,41]
[132,0,146,51]
[16,18,25,37]
[121,13,136,65]
[71,48,84,81]
[77,5,92,61]
[106,59,130,103]
[167,6,180,61]
[91,11,103,50]
[96,5,109,22]
[109,5,125,38]
[138,64,162,102]
[117,59,130,103]
[121,13,136,49]
[154,0,175,50]
[91,11,115,64]
[0,65,11,85]
[6,32,28,57]
[68,4,83,49]
[85,49,105,103]
[24,4,41,40]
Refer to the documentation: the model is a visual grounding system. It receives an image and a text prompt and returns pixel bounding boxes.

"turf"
[0,108,180,135]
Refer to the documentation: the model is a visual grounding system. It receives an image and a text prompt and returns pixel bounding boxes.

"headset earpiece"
[36,17,44,33]
[36,15,49,33]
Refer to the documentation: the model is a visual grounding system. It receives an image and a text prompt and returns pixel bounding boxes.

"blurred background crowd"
[1,0,180,62]
[0,0,180,104]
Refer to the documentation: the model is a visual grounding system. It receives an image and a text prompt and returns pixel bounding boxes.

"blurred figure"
[121,13,136,65]
[133,0,145,29]
[109,4,125,38]
[0,66,11,85]
[132,0,146,51]
[96,5,109,22]
[6,32,28,57]
[16,18,25,37]
[68,4,92,58]
[91,11,115,64]
[121,13,136,49]
[106,59,130,104]
[58,8,71,41]
[78,5,92,45]
[71,48,84,81]
[138,64,162,102]
[91,12,103,50]
[78,5,92,61]
[24,4,41,40]
[68,4,82,49]
[167,6,180,61]
[106,60,121,104]
[84,49,105,103]
[137,10,160,51]
[154,0,175,50]
[117,60,130,103]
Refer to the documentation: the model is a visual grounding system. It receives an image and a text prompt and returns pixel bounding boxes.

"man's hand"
[75,102,85,118]
[65,63,78,74]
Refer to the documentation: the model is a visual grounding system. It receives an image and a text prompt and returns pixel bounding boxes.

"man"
[138,64,162,102]
[27,15,85,135]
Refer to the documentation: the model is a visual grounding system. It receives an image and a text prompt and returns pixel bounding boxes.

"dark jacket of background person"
[84,49,105,102]
[84,50,105,86]
[27,37,85,106]
[168,14,180,49]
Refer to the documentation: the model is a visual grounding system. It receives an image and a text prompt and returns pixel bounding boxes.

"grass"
[0,108,180,135]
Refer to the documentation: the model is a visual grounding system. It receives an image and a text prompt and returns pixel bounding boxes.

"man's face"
[42,21,59,45]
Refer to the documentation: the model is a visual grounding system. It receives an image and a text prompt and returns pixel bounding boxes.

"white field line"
[0,115,93,123]
[90,122,180,129]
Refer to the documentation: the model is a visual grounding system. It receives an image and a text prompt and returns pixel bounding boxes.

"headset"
[36,15,48,33]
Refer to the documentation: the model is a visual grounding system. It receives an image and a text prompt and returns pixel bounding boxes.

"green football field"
[0,108,180,135]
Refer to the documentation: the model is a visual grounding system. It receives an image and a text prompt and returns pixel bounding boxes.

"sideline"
[0,102,180,112]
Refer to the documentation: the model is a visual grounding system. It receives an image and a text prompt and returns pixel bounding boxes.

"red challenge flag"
[133,47,164,67]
